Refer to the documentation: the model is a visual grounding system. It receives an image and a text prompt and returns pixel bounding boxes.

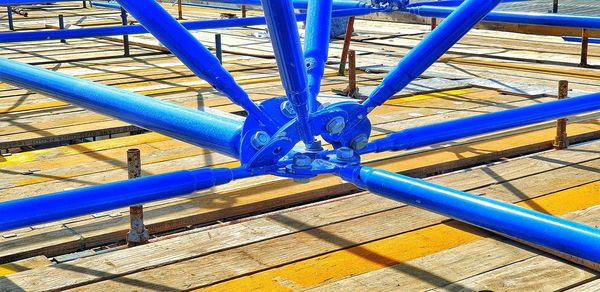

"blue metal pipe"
[7,6,14,31]
[0,57,243,157]
[260,0,314,143]
[364,91,600,154]
[340,166,600,264]
[407,6,600,30]
[304,0,333,111]
[563,36,600,44]
[205,0,369,10]
[2,0,77,4]
[0,167,251,232]
[116,0,274,129]
[90,1,121,9]
[362,0,501,113]
[0,8,375,43]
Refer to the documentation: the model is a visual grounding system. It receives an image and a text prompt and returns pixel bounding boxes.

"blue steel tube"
[0,9,376,43]
[304,0,333,111]
[364,91,600,154]
[0,57,242,157]
[205,0,369,10]
[260,0,314,143]
[116,0,274,128]
[0,167,251,232]
[408,6,600,30]
[339,166,600,264]
[362,0,501,113]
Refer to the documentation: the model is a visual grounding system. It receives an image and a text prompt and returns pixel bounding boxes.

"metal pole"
[552,0,558,13]
[553,80,569,150]
[580,29,589,68]
[431,17,437,30]
[178,0,183,20]
[304,0,333,110]
[0,57,243,157]
[241,5,246,18]
[83,0,86,8]
[120,8,130,56]
[215,33,222,64]
[126,149,149,246]
[340,166,600,265]
[7,6,14,31]
[337,16,355,76]
[347,49,357,96]
[58,14,66,43]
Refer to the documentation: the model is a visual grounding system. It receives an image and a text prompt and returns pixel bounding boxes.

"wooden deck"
[1,3,600,291]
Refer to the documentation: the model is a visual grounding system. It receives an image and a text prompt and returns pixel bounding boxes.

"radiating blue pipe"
[364,91,600,154]
[260,0,314,143]
[0,8,375,43]
[407,6,600,30]
[362,0,501,113]
[0,57,243,157]
[563,36,600,44]
[90,1,121,9]
[340,166,600,264]
[205,0,369,10]
[0,167,252,232]
[304,0,333,112]
[116,0,275,129]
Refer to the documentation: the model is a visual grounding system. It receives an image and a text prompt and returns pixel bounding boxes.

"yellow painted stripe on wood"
[384,88,474,105]
[0,101,68,114]
[199,181,600,291]
[0,264,18,277]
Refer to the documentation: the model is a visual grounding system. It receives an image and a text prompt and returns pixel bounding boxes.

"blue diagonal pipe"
[0,167,252,232]
[0,9,375,43]
[362,0,502,113]
[407,6,600,30]
[260,0,314,144]
[205,0,369,9]
[339,166,600,264]
[363,91,600,154]
[0,57,243,157]
[304,0,333,111]
[116,0,274,129]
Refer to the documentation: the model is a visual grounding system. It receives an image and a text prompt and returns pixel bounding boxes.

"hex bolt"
[326,116,346,134]
[251,131,270,150]
[280,100,296,118]
[336,147,354,161]
[350,134,369,151]
[305,140,323,152]
[293,154,312,168]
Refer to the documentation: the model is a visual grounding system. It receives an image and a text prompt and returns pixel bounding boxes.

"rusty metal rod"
[580,29,589,68]
[554,80,569,150]
[178,0,183,20]
[347,49,357,96]
[126,148,149,246]
[337,16,355,76]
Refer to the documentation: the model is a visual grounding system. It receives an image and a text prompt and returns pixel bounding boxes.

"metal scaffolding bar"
[304,0,333,110]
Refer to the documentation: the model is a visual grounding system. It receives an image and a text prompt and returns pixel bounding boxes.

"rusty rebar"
[126,148,149,246]
[553,80,569,150]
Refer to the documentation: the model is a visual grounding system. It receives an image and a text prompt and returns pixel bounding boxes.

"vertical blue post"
[260,0,314,144]
[7,6,14,31]
[58,14,66,43]
[120,8,130,56]
[215,33,222,64]
[303,0,333,111]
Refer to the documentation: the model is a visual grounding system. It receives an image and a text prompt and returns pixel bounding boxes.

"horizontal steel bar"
[563,36,600,44]
[0,167,252,232]
[408,6,600,30]
[340,166,600,264]
[0,57,243,157]
[364,91,600,154]
[0,8,375,43]
[203,0,369,10]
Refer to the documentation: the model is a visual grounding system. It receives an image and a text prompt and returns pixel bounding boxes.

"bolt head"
[336,147,354,161]
[251,131,270,150]
[293,178,310,184]
[305,140,323,152]
[326,116,346,134]
[350,134,369,151]
[293,154,312,168]
[280,101,296,118]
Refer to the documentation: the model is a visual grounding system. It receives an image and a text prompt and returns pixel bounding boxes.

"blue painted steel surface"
[340,166,600,264]
[563,36,600,44]
[362,0,502,112]
[260,0,314,143]
[2,0,78,4]
[0,57,243,157]
[364,91,600,153]
[90,1,121,9]
[7,6,14,31]
[0,9,375,43]
[304,0,333,111]
[204,0,369,10]
[408,6,600,30]
[0,168,248,232]
[116,0,274,129]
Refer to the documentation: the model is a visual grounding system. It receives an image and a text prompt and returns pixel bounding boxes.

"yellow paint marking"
[385,88,474,105]
[0,264,18,277]
[199,181,600,291]
[0,101,68,114]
